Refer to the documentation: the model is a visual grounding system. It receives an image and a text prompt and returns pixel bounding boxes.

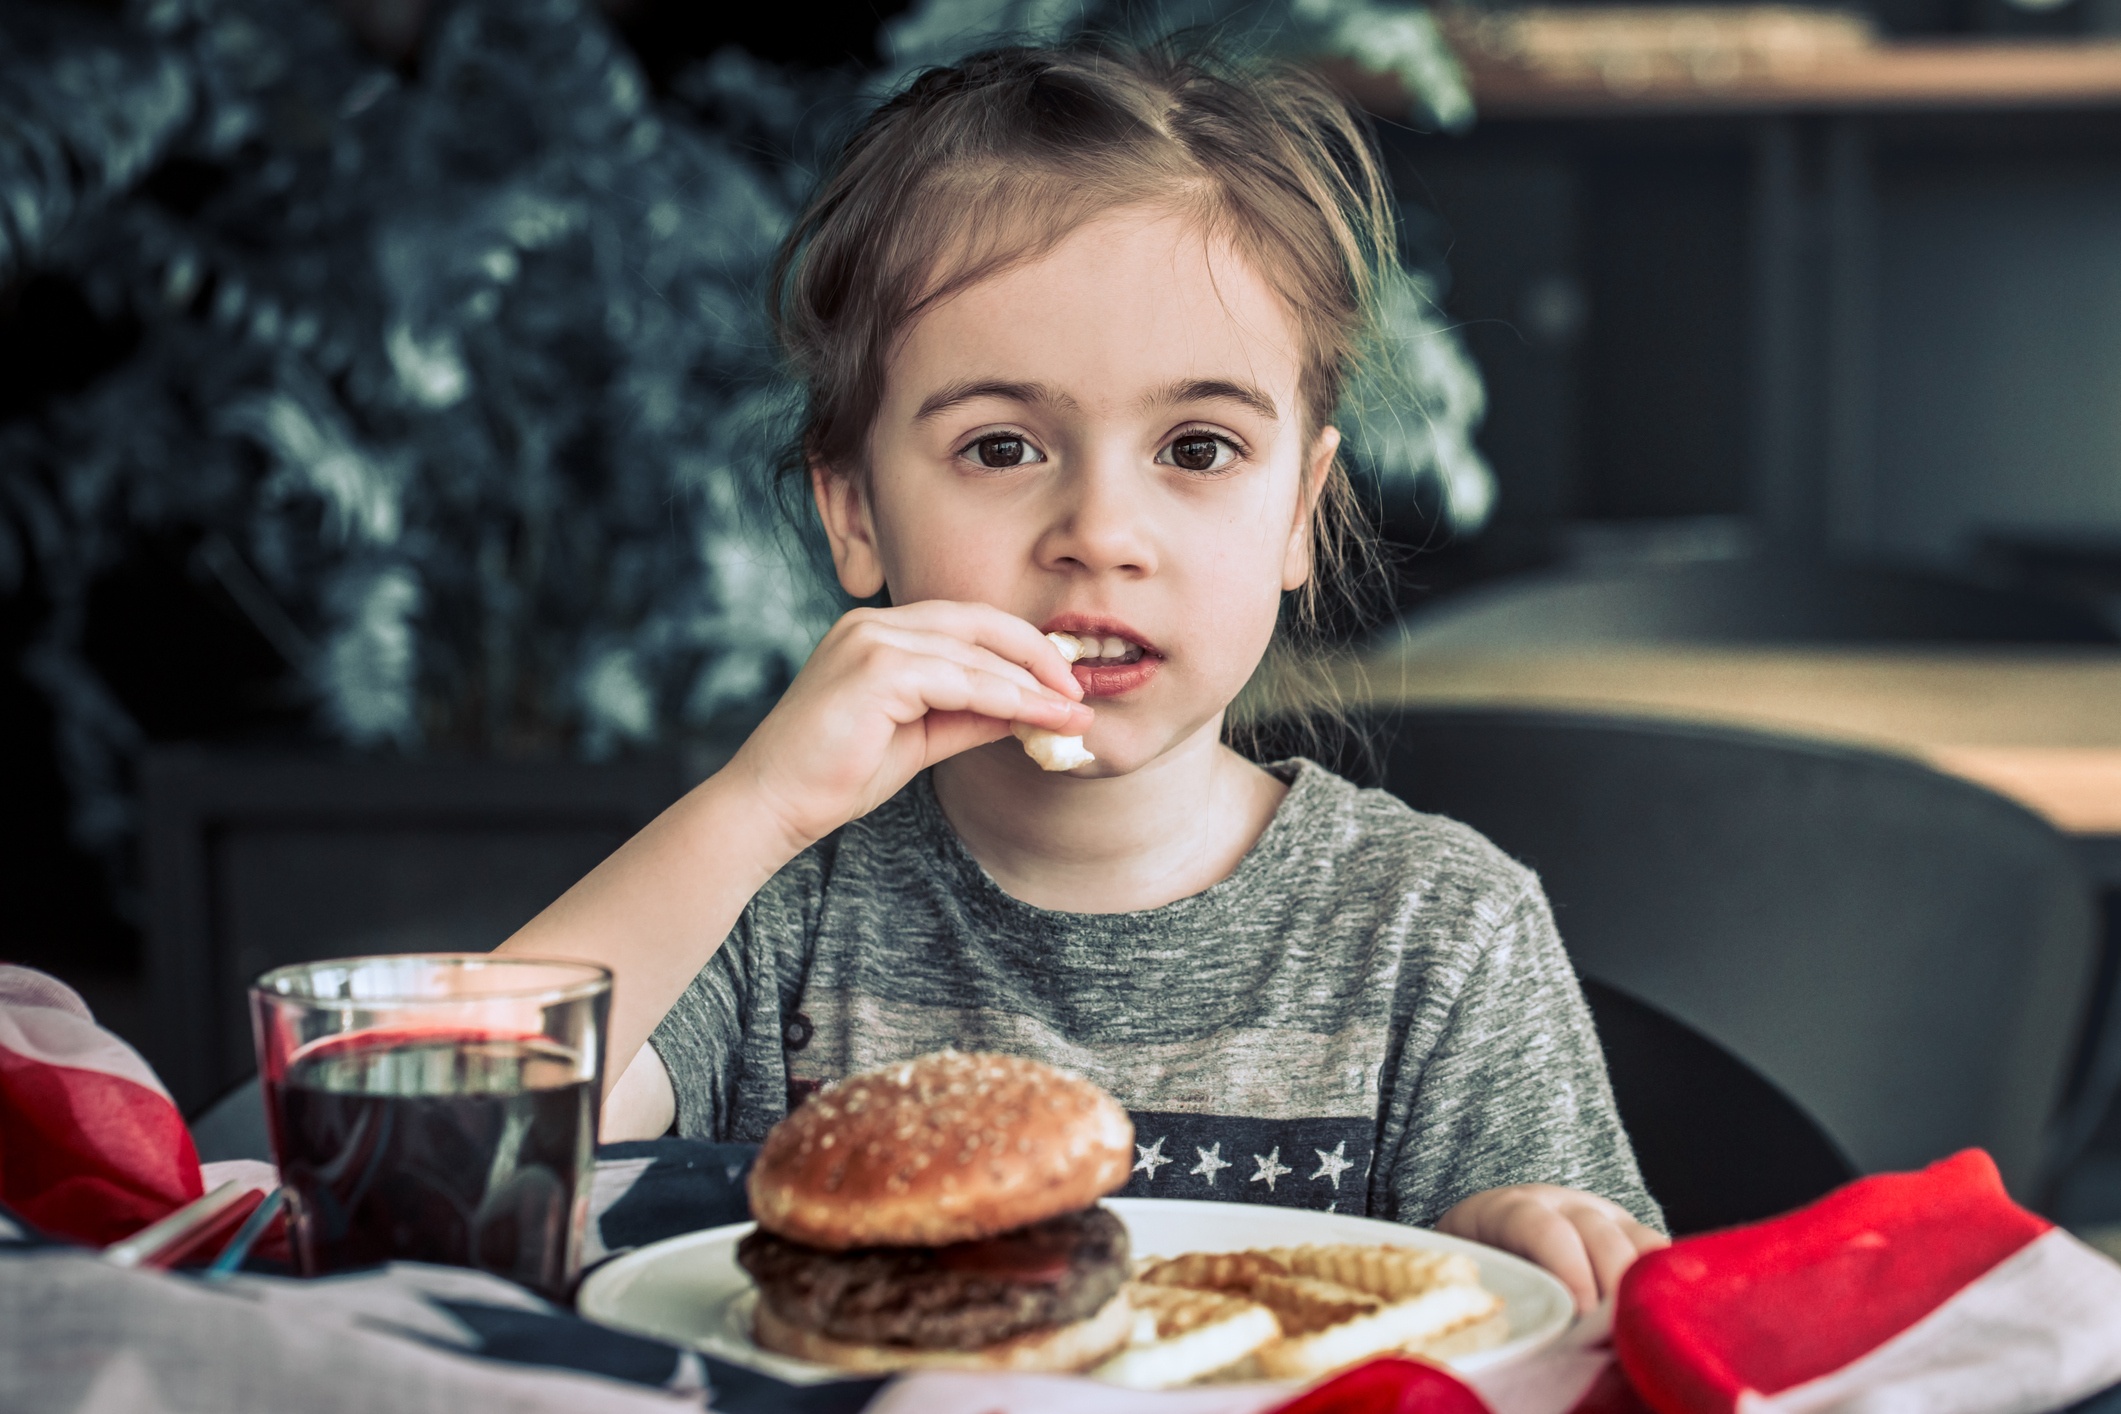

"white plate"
[578,1198,1576,1386]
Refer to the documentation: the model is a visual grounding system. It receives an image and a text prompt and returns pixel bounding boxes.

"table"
[1338,645,2121,838]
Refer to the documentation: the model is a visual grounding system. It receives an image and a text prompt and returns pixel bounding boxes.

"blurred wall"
[1398,113,2121,582]
[1878,152,2121,560]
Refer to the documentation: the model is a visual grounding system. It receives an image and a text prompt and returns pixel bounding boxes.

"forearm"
[496,764,805,1097]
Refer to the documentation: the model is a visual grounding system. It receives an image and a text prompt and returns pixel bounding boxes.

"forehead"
[887,207,1305,414]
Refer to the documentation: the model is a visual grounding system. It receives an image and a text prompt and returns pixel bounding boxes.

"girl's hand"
[729,601,1092,851]
[1437,1184,1668,1313]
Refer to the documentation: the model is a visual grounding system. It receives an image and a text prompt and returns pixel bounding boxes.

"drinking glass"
[250,954,610,1298]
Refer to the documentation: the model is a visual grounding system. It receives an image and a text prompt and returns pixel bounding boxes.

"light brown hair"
[770,38,1399,741]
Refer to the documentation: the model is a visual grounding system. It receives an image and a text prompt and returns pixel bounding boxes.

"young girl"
[500,41,1665,1311]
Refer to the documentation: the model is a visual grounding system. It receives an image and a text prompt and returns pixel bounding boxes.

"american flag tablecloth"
[7,963,2121,1414]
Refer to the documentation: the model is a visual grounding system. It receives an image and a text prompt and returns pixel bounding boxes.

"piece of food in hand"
[739,1050,1137,1373]
[1013,631,1095,772]
[1044,632,1089,664]
[1013,722,1095,772]
[1092,1281,1282,1390]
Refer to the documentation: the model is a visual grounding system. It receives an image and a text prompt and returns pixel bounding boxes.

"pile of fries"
[1092,1245,1506,1389]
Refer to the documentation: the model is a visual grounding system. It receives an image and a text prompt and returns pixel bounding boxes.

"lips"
[1041,618,1161,699]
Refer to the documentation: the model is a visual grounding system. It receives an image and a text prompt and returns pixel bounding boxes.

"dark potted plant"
[0,0,1492,1107]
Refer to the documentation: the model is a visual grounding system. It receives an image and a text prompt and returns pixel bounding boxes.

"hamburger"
[737,1050,1137,1373]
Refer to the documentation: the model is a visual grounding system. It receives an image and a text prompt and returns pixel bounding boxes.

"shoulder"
[1276,759,1541,924]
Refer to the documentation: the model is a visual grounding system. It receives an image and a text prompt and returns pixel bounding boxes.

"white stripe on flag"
[1739,1228,2121,1414]
[0,968,170,1098]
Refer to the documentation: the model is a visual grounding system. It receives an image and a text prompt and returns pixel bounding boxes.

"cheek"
[1181,491,1299,673]
[867,481,1021,602]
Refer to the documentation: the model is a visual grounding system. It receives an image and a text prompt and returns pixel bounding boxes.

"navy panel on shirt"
[1116,1110,1375,1214]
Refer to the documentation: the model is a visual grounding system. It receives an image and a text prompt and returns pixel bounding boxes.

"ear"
[1282,425,1341,592]
[811,460,888,599]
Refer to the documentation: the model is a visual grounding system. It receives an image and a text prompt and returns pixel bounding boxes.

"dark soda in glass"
[269,1030,593,1298]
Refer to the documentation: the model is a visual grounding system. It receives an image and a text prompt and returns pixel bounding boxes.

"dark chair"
[189,1075,271,1165]
[1581,976,1854,1233]
[1389,558,2119,652]
[1363,707,2100,1203]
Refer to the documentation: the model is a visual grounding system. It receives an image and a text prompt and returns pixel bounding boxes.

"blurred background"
[4,0,2120,1237]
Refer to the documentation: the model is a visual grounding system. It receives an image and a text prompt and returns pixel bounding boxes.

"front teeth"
[1046,631,1144,665]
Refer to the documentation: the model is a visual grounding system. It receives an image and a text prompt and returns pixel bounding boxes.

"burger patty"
[737,1206,1129,1351]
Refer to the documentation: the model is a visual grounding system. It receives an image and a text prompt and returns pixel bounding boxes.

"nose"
[1034,450,1158,579]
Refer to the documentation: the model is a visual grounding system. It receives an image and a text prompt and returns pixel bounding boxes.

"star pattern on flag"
[1311,1140,1354,1190]
[1190,1141,1232,1185]
[1134,1136,1172,1182]
[1250,1146,1293,1192]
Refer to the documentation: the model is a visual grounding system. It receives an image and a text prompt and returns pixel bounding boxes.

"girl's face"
[817,206,1337,776]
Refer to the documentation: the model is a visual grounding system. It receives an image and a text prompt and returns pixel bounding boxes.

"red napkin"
[0,964,206,1246]
[1613,1149,2121,1414]
[1260,1150,2121,1414]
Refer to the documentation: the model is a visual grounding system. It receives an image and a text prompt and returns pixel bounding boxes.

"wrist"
[686,749,826,871]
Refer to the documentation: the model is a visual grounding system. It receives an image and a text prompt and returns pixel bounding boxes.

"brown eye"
[974,435,1031,468]
[1161,434,1234,473]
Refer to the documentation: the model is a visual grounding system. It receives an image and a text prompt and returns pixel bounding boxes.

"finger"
[1570,1210,1647,1306]
[1506,1208,1600,1314]
[877,627,1057,700]
[1626,1220,1670,1254]
[880,601,1086,699]
[919,709,1018,761]
[839,622,1084,724]
[888,657,1092,735]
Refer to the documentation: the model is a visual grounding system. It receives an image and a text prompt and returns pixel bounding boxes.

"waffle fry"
[1247,1274,1383,1334]
[1116,1242,1507,1386]
[1137,1250,1291,1294]
[1410,1304,1511,1361]
[1252,1282,1503,1381]
[1092,1282,1282,1390]
[1261,1244,1481,1300]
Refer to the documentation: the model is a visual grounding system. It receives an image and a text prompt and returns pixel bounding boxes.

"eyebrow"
[912,380,1078,422]
[1148,378,1280,423]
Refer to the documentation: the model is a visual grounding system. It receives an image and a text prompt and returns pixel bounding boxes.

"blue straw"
[203,1188,286,1281]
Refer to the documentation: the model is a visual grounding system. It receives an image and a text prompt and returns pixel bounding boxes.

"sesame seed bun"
[746,1050,1135,1250]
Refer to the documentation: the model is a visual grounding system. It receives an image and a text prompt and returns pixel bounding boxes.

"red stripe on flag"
[1613,1150,2049,1414]
[0,1049,202,1246]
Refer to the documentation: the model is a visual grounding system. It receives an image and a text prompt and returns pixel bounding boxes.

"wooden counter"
[1460,40,2121,118]
[1339,646,2121,834]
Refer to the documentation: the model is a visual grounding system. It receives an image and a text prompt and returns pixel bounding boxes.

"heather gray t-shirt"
[650,759,1660,1230]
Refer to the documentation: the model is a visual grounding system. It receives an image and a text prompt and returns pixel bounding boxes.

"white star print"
[1190,1142,1232,1186]
[1249,1146,1292,1192]
[1133,1137,1172,1182]
[1311,1141,1354,1190]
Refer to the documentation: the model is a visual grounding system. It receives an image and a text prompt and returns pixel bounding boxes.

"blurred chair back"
[143,749,699,1113]
[1369,708,2099,1200]
[1579,976,1855,1233]
[1391,559,2119,652]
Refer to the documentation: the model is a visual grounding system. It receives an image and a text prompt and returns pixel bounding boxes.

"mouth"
[1043,630,1149,667]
